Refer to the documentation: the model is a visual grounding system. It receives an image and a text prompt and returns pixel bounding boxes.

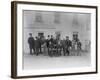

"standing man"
[42,36,47,55]
[38,36,42,54]
[77,40,82,56]
[46,35,50,56]
[49,35,55,57]
[50,35,54,44]
[65,36,72,56]
[28,33,35,55]
[35,36,40,56]
[62,39,66,56]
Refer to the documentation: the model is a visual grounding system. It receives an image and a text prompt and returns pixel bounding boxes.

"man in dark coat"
[49,35,55,57]
[62,39,66,56]
[28,33,35,55]
[35,36,41,55]
[46,35,50,55]
[50,35,54,44]
[38,37,42,54]
[64,36,72,56]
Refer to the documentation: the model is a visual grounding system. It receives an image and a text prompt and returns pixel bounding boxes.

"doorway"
[38,32,44,39]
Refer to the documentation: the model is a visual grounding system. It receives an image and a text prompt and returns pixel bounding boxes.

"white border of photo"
[17,3,96,76]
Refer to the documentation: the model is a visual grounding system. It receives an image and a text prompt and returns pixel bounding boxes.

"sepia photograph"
[11,1,97,78]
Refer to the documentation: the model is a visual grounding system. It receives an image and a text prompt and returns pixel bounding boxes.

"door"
[38,32,44,39]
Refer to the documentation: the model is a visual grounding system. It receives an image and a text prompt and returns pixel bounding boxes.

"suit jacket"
[28,37,35,48]
[46,39,50,47]
[35,39,41,48]
[65,40,72,48]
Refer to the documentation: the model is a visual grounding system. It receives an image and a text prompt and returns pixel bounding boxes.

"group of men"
[28,33,81,57]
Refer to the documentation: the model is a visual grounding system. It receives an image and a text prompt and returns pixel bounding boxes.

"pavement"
[23,51,91,70]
